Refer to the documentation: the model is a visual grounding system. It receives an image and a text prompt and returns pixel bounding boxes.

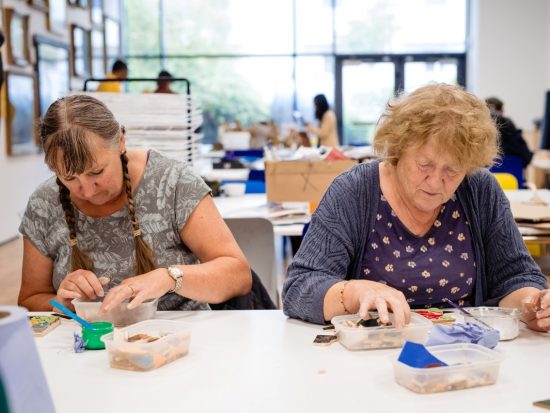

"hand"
[349,280,411,329]
[57,269,110,305]
[521,289,550,332]
[99,268,174,314]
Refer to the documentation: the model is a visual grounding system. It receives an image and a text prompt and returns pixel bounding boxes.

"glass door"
[403,57,462,92]
[336,58,395,146]
[336,54,464,146]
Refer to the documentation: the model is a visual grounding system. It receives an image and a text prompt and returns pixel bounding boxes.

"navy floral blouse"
[361,191,476,307]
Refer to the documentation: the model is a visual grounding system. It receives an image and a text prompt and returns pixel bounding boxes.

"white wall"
[0,153,51,242]
[0,0,95,244]
[468,0,549,131]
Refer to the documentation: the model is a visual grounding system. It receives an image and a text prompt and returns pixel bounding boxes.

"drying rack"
[82,77,202,166]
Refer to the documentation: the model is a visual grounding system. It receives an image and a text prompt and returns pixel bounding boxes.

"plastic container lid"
[393,343,504,393]
[331,312,432,351]
[72,298,158,327]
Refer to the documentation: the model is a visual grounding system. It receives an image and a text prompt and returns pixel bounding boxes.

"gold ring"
[127,284,136,298]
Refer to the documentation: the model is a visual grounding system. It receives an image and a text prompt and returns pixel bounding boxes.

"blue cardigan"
[282,160,548,324]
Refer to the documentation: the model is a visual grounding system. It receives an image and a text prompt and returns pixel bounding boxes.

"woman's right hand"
[346,280,411,329]
[56,269,110,306]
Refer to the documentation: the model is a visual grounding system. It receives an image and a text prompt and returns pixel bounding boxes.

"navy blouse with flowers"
[361,191,476,307]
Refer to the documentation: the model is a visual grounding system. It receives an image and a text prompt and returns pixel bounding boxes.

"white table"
[36,310,550,413]
[203,168,250,182]
[214,194,307,237]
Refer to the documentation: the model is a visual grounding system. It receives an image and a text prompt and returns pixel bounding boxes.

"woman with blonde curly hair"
[284,83,550,332]
[18,94,252,313]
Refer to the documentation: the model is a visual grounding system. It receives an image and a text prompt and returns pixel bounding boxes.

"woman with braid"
[18,94,252,313]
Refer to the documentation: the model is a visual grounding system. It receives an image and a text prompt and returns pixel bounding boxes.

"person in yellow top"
[96,60,128,93]
[306,94,339,147]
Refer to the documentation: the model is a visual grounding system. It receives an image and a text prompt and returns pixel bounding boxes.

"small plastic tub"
[101,319,191,372]
[72,298,158,327]
[331,313,432,351]
[462,307,520,340]
[393,343,504,393]
[82,321,114,350]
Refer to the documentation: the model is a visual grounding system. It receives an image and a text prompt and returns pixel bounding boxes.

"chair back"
[493,172,519,190]
[224,218,277,305]
[490,155,524,188]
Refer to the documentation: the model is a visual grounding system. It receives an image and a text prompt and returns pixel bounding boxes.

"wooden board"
[29,315,60,336]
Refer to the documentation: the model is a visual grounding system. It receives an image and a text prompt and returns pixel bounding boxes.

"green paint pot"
[82,322,113,350]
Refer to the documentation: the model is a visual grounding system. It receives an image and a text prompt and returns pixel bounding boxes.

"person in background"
[154,70,176,94]
[486,96,533,167]
[96,60,128,93]
[18,94,252,313]
[306,94,339,147]
[284,83,550,332]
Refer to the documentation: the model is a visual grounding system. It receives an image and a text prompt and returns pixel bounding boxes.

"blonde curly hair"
[373,83,499,174]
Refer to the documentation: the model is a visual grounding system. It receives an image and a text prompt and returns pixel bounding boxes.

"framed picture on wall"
[104,17,120,68]
[71,25,91,78]
[103,0,119,20]
[48,0,68,35]
[27,0,49,12]
[3,71,39,156]
[91,29,105,78]
[34,35,70,117]
[4,9,30,66]
[91,0,103,26]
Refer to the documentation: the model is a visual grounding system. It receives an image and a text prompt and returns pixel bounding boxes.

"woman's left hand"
[99,268,173,314]
[521,289,550,332]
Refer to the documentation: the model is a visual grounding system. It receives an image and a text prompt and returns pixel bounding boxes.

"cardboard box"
[265,159,357,203]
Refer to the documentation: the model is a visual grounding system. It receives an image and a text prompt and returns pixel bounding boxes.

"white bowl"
[463,306,520,340]
[222,183,246,197]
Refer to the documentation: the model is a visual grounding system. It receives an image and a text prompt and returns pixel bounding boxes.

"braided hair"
[40,95,156,275]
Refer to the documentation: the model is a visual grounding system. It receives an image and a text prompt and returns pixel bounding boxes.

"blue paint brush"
[50,300,96,330]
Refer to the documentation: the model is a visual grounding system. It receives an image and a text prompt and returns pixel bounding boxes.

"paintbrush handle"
[50,300,96,330]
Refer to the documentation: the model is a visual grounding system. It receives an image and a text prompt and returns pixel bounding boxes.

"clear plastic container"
[462,307,520,340]
[72,298,158,327]
[101,319,192,371]
[331,313,432,350]
[393,343,504,393]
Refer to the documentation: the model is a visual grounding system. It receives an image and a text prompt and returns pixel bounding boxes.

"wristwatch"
[166,265,183,293]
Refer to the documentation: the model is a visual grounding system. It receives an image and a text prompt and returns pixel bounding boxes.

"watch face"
[168,266,182,279]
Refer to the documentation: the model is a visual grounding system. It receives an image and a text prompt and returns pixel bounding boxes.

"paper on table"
[510,200,550,222]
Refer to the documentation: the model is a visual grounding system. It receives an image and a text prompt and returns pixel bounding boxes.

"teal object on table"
[82,322,113,350]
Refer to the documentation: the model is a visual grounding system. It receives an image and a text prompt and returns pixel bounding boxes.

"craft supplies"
[82,321,114,350]
[331,313,431,350]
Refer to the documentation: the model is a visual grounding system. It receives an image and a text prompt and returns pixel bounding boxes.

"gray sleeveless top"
[19,150,211,311]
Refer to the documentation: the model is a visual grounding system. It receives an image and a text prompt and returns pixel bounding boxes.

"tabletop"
[214,194,307,237]
[35,310,550,413]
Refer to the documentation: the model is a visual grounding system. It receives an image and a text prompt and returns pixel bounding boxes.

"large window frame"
[122,0,467,144]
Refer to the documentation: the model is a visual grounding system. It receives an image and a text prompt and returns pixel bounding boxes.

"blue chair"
[490,155,524,188]
[248,169,265,182]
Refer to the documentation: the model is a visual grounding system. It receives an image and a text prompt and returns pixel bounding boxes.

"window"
[124,0,467,144]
